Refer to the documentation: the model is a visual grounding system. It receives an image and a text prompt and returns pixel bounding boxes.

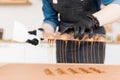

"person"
[37,0,120,63]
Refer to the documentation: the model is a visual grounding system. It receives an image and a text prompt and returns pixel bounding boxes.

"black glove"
[74,14,99,39]
[61,14,99,39]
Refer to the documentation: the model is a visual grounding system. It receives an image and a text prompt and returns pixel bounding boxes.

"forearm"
[42,0,58,32]
[41,23,54,34]
[93,4,120,26]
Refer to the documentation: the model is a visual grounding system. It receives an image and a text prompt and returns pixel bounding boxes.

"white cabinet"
[105,44,120,64]
[0,42,56,63]
[25,43,53,63]
[0,42,25,63]
[25,43,56,63]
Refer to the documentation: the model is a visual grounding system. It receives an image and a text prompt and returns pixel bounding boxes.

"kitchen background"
[0,0,120,64]
[0,0,43,40]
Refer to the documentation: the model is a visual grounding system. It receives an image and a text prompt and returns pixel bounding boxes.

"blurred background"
[0,0,120,64]
[0,0,43,40]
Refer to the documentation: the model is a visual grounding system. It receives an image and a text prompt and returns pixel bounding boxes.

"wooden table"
[0,64,119,80]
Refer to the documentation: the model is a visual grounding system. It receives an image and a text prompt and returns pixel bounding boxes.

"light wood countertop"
[0,63,8,67]
[0,40,120,44]
[106,41,120,44]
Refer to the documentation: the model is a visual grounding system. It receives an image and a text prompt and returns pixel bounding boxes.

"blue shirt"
[42,0,120,31]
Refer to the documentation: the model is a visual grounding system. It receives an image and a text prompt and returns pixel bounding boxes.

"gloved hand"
[26,23,54,46]
[74,14,100,39]
[61,14,100,39]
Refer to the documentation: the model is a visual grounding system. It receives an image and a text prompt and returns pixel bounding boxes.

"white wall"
[0,0,43,40]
